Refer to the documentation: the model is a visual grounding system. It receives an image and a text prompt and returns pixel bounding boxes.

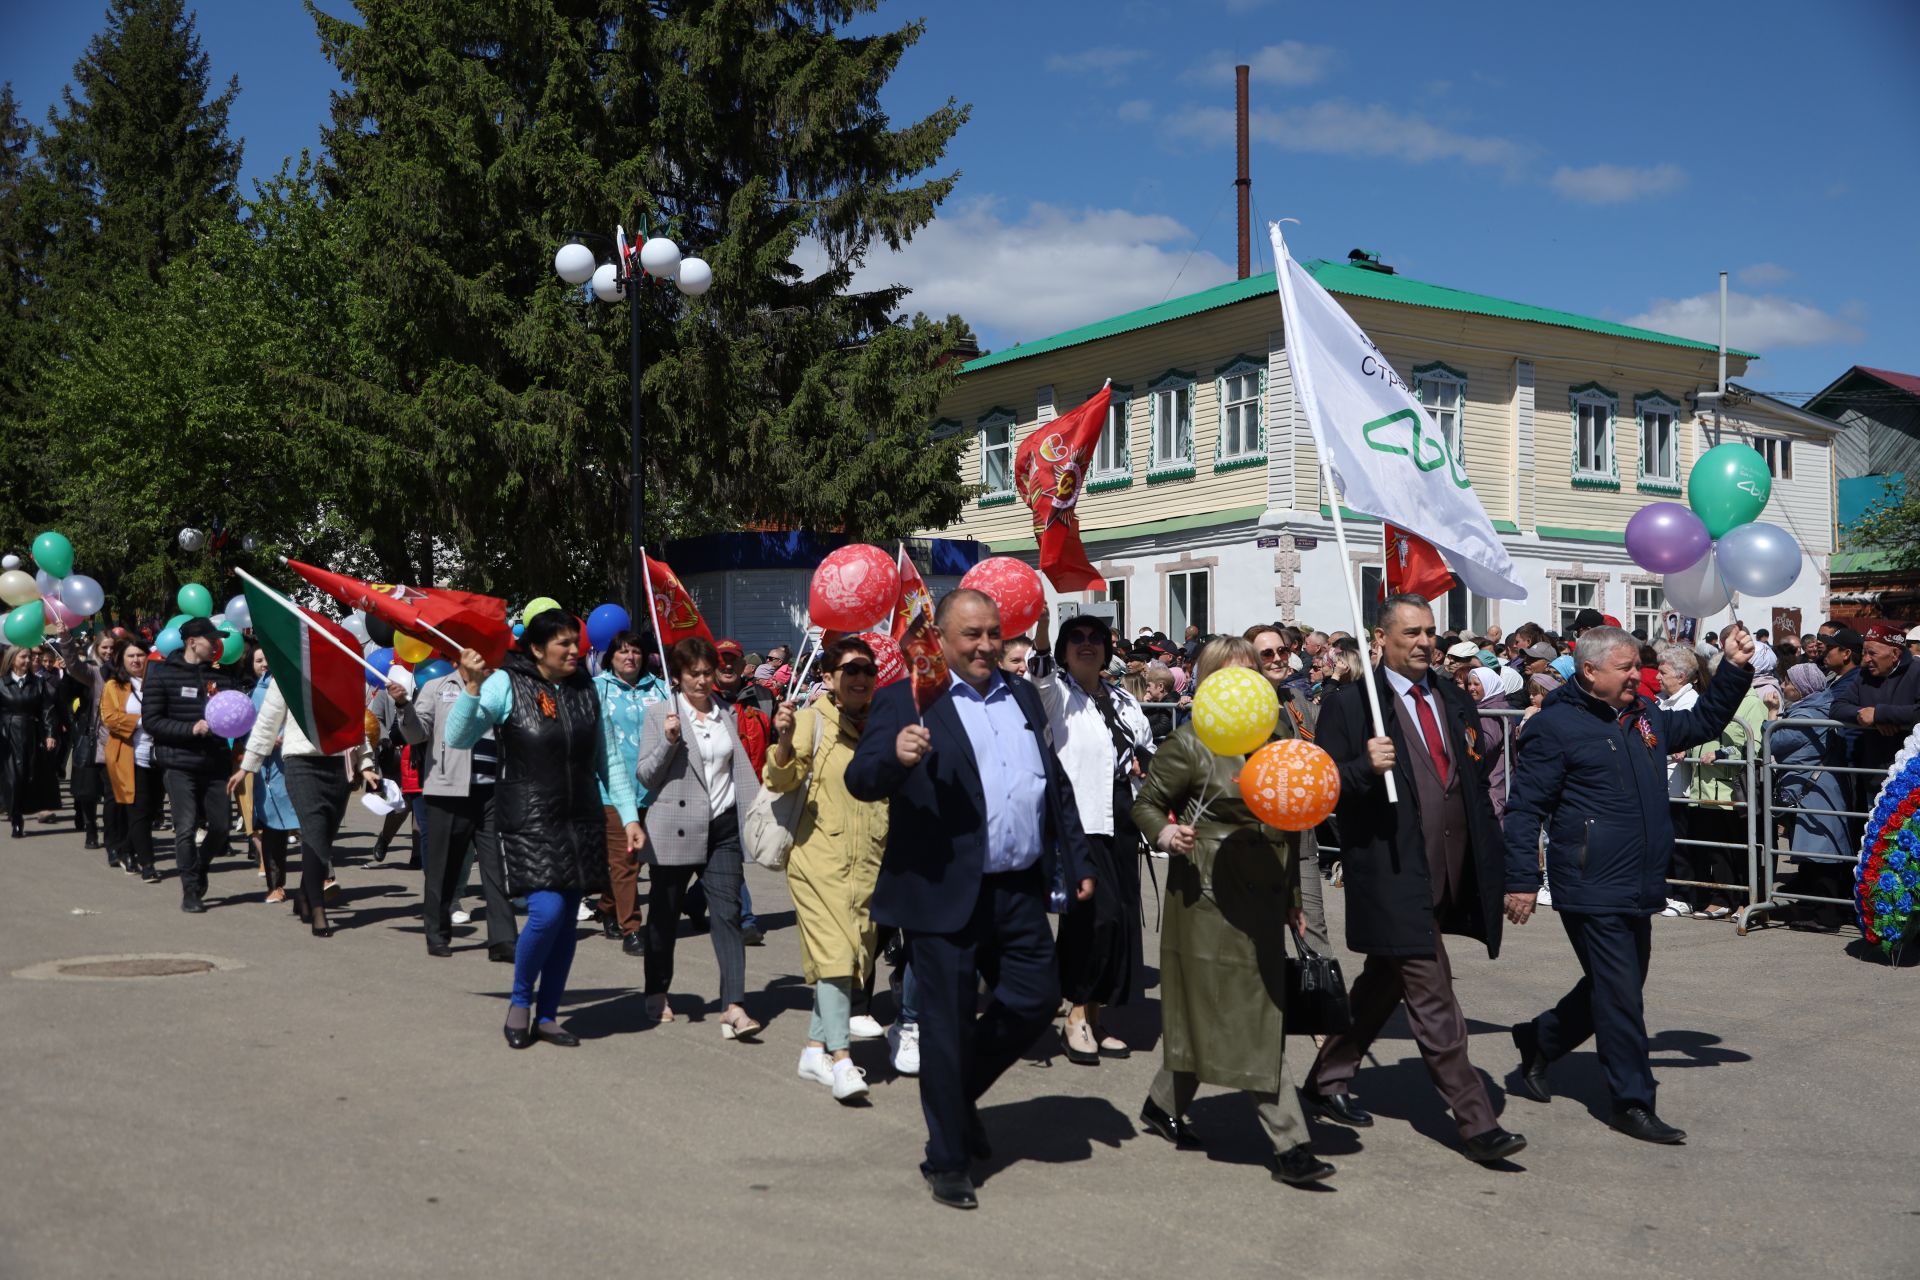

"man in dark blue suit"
[846,588,1093,1210]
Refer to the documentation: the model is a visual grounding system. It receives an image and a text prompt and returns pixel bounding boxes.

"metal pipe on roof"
[1236,64,1251,281]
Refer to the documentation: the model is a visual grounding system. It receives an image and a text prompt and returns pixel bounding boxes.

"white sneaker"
[889,1020,921,1076]
[1661,898,1690,918]
[848,1014,885,1040]
[576,900,594,923]
[450,909,472,925]
[831,1057,869,1102]
[797,1048,833,1086]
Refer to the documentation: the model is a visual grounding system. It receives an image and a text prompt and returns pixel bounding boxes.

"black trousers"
[909,864,1060,1173]
[123,767,156,872]
[259,827,290,892]
[164,768,230,898]
[422,788,514,949]
[102,789,127,860]
[282,756,350,912]
[1531,911,1657,1110]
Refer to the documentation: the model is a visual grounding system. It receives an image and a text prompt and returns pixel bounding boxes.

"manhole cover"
[12,953,244,982]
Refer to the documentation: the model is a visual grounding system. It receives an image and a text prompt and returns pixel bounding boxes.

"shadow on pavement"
[972,1094,1134,1184]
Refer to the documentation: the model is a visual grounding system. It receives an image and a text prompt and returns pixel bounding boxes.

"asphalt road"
[2,809,1915,1280]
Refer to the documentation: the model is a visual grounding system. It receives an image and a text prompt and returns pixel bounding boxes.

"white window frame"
[1147,370,1195,481]
[1089,387,1131,488]
[1629,583,1663,638]
[1213,356,1266,469]
[1635,391,1681,493]
[1413,361,1468,469]
[1569,382,1619,489]
[1554,579,1598,635]
[977,408,1016,502]
[1094,579,1126,635]
[1168,568,1210,637]
[1757,436,1794,480]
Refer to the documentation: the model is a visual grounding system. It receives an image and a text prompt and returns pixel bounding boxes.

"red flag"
[1383,524,1455,601]
[899,592,948,717]
[642,553,714,650]
[1015,384,1110,592]
[283,560,514,667]
[891,544,933,642]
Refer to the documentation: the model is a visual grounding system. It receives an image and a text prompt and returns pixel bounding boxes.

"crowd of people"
[11,585,1896,1211]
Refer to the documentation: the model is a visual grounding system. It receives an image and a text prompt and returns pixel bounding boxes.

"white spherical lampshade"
[675,257,713,296]
[553,241,597,285]
[639,237,682,279]
[590,262,625,303]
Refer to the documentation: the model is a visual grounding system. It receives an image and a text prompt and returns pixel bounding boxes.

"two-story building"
[926,253,1837,641]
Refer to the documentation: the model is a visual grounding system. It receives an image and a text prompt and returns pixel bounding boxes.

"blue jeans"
[899,951,919,1025]
[740,878,757,930]
[511,890,581,1023]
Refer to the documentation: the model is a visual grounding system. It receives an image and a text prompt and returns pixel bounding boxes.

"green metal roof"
[960,260,1758,374]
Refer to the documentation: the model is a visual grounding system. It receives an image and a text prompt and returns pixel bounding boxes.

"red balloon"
[809,544,897,631]
[855,632,907,687]
[959,557,1045,637]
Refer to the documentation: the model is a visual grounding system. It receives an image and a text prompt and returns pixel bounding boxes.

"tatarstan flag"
[240,577,368,754]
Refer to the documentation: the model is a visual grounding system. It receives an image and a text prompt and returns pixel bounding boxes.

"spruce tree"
[310,0,975,601]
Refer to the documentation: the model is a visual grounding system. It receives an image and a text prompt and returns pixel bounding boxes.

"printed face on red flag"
[901,603,948,716]
[1013,385,1110,594]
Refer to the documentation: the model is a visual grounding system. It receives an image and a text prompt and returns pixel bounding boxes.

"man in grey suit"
[400,671,516,960]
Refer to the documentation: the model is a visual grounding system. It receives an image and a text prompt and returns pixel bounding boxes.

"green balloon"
[165,612,193,633]
[1688,443,1771,538]
[177,582,214,618]
[31,531,73,579]
[219,623,244,665]
[3,599,45,648]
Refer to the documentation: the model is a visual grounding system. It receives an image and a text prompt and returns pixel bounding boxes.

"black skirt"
[1055,775,1145,1007]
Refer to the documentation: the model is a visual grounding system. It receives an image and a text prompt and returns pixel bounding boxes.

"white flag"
[1271,224,1525,601]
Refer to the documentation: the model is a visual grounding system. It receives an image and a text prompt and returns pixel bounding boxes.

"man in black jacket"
[142,618,239,912]
[1305,594,1526,1165]
[1503,622,1754,1144]
[1830,621,1920,775]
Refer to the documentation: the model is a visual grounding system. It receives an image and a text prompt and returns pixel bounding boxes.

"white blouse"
[126,678,153,767]
[678,694,736,817]
[1030,663,1154,837]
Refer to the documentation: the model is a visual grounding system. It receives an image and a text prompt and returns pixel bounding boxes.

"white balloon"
[178,527,204,552]
[554,241,597,285]
[639,236,681,279]
[225,594,253,629]
[1713,521,1802,598]
[0,570,38,607]
[240,535,259,553]
[58,574,105,618]
[1,555,18,570]
[34,568,57,596]
[675,257,713,296]
[1663,550,1733,617]
[342,611,371,643]
[590,262,625,303]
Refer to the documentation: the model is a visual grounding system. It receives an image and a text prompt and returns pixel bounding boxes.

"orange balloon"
[1240,739,1340,831]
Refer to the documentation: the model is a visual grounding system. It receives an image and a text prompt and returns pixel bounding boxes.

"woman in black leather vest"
[0,646,57,837]
[446,612,643,1050]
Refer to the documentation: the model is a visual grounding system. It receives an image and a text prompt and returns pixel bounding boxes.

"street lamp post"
[554,228,713,621]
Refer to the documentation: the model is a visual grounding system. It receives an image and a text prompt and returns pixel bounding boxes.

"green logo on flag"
[1361,408,1471,490]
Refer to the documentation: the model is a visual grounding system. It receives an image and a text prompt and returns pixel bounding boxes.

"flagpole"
[639,549,669,670]
[1323,468,1400,806]
[235,567,395,687]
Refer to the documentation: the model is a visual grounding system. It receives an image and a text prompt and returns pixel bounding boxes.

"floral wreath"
[1856,730,1920,958]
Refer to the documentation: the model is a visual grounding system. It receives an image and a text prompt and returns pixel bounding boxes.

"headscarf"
[1470,667,1503,702]
[1785,663,1825,699]
[1498,667,1525,697]
[1550,655,1575,681]
[1170,666,1188,694]
[1751,644,1777,675]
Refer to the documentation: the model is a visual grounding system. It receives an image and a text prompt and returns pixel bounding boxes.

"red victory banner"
[891,543,933,642]
[1383,524,1456,602]
[1014,382,1111,593]
[283,559,513,667]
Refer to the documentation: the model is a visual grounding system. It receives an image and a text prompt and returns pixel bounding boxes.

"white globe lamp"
[590,262,625,303]
[675,257,713,296]
[554,241,597,285]
[639,237,682,280]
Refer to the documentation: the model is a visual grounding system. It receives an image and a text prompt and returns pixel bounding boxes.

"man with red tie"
[1304,593,1526,1164]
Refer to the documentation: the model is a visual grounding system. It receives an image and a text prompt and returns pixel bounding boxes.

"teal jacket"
[594,668,668,809]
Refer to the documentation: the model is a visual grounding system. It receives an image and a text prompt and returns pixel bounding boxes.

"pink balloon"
[808,543,897,631]
[41,594,82,628]
[959,557,1045,637]
[855,632,907,687]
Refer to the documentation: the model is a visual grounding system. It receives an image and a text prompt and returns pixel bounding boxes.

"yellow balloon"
[394,631,434,664]
[0,570,37,608]
[523,596,562,626]
[1190,667,1279,757]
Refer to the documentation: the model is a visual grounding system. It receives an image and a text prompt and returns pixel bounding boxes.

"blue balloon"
[414,657,455,685]
[364,645,395,688]
[512,623,525,638]
[587,602,631,651]
[155,626,183,657]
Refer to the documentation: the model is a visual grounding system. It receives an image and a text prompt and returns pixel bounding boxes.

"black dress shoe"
[1139,1097,1203,1149]
[140,866,162,883]
[426,943,454,957]
[535,1021,580,1047]
[741,923,765,946]
[84,835,100,850]
[622,931,645,957]
[1510,1022,1552,1104]
[1305,1090,1374,1127]
[503,1021,535,1050]
[1462,1126,1528,1163]
[1609,1105,1686,1144]
[965,1108,993,1160]
[180,895,207,914]
[1060,1027,1101,1066]
[921,1165,978,1210]
[488,943,516,963]
[601,916,621,940]
[1271,1144,1336,1185]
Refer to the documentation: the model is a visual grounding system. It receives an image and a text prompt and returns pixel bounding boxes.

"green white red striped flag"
[239,576,367,754]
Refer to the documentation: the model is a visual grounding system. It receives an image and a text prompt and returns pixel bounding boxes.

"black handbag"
[1283,923,1352,1037]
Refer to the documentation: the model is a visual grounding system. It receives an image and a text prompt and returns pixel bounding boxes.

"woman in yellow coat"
[764,636,889,1104]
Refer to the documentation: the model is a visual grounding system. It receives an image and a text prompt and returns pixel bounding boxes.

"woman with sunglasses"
[765,635,890,1101]
[1028,613,1154,1065]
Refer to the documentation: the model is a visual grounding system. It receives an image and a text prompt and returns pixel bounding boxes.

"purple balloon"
[1625,503,1712,575]
[206,689,258,740]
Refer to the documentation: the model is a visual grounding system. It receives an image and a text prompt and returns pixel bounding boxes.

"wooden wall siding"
[1265,326,1293,511]
[1862,402,1920,478]
[1708,409,1838,556]
[1515,359,1537,529]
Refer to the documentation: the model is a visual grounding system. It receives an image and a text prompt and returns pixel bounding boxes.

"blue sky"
[8,0,1917,399]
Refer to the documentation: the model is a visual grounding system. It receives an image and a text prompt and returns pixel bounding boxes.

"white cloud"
[1187,41,1337,87]
[1115,98,1154,122]
[796,198,1237,347]
[1624,290,1865,351]
[1045,46,1147,74]
[1736,261,1793,288]
[1165,100,1531,171]
[1547,162,1687,203]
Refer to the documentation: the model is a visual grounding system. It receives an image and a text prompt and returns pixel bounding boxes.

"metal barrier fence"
[1138,696,1866,938]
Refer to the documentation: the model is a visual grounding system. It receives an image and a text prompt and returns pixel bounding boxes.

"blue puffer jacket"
[1504,657,1754,913]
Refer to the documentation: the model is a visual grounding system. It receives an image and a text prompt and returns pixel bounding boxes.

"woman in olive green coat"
[1131,636,1334,1186]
